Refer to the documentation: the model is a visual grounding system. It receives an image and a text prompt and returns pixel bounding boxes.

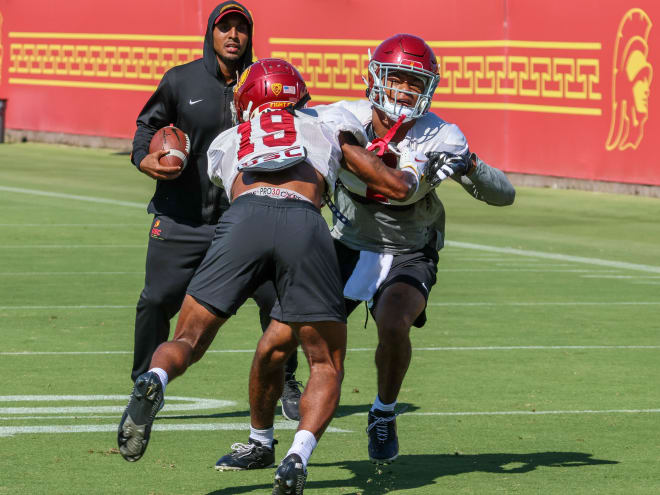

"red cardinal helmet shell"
[233,58,308,123]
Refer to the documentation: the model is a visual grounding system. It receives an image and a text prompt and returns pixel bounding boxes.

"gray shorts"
[187,195,346,323]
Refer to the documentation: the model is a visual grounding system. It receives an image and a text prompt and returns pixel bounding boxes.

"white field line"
[0,186,144,208]
[0,245,144,249]
[3,186,658,274]
[0,224,145,227]
[437,269,622,273]
[581,275,660,279]
[0,422,351,437]
[446,240,660,274]
[494,263,578,267]
[426,301,660,306]
[0,268,624,278]
[0,272,142,275]
[406,409,660,416]
[0,305,134,309]
[2,345,659,356]
[2,301,659,311]
[0,268,624,276]
[0,396,234,414]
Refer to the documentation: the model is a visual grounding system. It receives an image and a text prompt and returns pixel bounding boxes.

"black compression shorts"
[187,195,346,323]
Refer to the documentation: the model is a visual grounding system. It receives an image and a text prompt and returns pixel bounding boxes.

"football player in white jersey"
[230,34,516,467]
[117,58,427,495]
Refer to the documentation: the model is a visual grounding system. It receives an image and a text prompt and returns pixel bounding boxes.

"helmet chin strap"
[242,101,253,122]
[366,113,407,157]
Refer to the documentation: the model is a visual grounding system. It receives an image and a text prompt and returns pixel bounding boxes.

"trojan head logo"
[271,83,282,96]
[606,8,653,151]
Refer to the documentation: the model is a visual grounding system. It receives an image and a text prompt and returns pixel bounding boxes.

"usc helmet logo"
[235,66,251,93]
[606,8,653,151]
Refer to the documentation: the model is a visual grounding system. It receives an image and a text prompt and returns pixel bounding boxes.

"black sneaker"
[272,453,307,495]
[215,438,277,471]
[366,409,399,464]
[280,377,302,421]
[117,371,164,462]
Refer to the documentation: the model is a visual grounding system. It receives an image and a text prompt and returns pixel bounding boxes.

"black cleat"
[280,377,302,421]
[366,409,399,464]
[117,371,164,462]
[215,438,277,471]
[272,453,307,495]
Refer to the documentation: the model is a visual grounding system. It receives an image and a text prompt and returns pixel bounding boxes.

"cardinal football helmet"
[367,34,439,121]
[232,58,308,124]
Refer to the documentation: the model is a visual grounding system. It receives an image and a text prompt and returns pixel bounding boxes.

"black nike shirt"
[130,1,254,224]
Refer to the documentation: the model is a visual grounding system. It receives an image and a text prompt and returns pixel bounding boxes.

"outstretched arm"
[338,131,421,201]
[426,151,515,206]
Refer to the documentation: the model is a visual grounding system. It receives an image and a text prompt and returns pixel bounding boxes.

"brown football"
[149,126,190,170]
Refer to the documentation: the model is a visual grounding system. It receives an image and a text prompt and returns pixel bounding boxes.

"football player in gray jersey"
[222,33,515,468]
[329,33,515,464]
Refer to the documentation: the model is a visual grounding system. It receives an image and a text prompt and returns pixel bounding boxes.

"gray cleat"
[117,371,164,462]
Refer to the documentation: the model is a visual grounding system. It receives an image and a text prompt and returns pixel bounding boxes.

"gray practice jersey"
[330,99,515,254]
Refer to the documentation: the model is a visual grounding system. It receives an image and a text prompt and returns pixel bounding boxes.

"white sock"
[371,395,396,412]
[149,367,168,394]
[285,429,317,468]
[250,426,274,449]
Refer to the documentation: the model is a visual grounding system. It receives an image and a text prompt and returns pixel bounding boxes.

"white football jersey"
[332,99,469,206]
[207,105,368,201]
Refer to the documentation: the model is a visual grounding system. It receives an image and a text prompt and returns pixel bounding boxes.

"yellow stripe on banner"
[9,32,204,42]
[428,40,601,50]
[431,101,602,116]
[307,95,361,103]
[308,95,602,116]
[269,38,601,50]
[270,38,381,47]
[9,78,157,92]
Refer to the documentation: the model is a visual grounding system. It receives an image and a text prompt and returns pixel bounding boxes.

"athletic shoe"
[215,438,277,471]
[117,371,164,462]
[280,377,302,421]
[272,453,307,495]
[366,409,399,464]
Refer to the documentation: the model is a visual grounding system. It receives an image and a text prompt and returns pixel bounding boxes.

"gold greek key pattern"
[272,50,601,101]
[438,55,601,100]
[9,42,202,81]
[270,51,370,91]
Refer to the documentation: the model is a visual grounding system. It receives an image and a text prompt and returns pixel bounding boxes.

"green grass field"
[1,142,659,494]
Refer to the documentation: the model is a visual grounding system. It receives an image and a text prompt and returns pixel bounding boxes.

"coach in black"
[129,2,300,417]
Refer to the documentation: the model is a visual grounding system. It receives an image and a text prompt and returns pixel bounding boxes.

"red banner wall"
[0,0,657,185]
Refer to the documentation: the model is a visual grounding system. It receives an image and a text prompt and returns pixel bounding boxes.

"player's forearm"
[341,143,413,200]
[131,123,158,168]
[457,153,516,206]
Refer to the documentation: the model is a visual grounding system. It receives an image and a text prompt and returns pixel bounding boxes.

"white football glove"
[425,151,472,186]
[398,147,428,193]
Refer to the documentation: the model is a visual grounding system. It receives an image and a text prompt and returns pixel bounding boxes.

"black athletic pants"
[131,214,298,381]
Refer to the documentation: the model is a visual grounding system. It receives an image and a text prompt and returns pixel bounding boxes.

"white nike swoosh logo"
[189,99,203,105]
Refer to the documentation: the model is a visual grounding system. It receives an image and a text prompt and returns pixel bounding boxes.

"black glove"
[425,151,472,186]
